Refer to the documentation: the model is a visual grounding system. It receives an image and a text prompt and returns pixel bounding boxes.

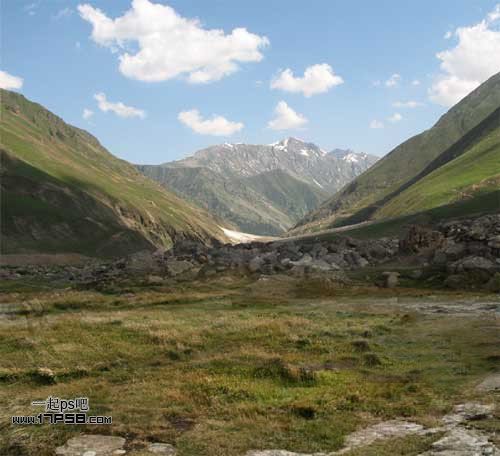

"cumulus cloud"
[429,4,500,107]
[270,63,343,97]
[178,109,243,136]
[444,31,453,39]
[94,93,145,118]
[0,70,23,90]
[267,101,308,130]
[82,108,94,120]
[392,100,424,108]
[78,0,269,83]
[369,119,384,129]
[385,73,401,87]
[388,113,403,123]
[412,79,421,86]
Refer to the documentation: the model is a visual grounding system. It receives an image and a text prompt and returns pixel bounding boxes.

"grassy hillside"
[0,90,226,256]
[375,108,500,219]
[288,190,500,243]
[138,165,328,235]
[296,71,500,231]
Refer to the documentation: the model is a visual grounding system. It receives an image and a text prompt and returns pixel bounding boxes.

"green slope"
[296,71,500,231]
[375,107,500,219]
[0,90,226,256]
[138,165,328,235]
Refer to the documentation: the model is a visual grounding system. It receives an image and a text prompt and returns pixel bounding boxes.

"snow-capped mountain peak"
[169,139,378,193]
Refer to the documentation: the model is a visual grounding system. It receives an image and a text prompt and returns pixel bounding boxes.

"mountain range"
[138,138,377,235]
[1,71,499,258]
[293,71,500,235]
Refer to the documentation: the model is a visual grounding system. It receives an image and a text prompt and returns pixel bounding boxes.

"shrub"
[253,358,317,386]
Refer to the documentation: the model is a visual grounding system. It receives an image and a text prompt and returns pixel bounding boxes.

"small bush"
[253,358,317,386]
[363,353,382,367]
[291,405,316,419]
[351,339,370,352]
[29,368,56,385]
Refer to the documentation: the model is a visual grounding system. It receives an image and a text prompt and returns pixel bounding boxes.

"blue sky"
[2,0,500,163]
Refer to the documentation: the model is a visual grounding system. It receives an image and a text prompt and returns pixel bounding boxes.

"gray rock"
[442,241,466,260]
[246,451,326,456]
[442,402,495,426]
[340,420,426,453]
[418,427,499,455]
[248,256,265,273]
[433,251,448,265]
[476,373,500,392]
[55,435,126,456]
[444,274,465,290]
[488,235,500,249]
[382,272,400,288]
[290,254,313,267]
[146,275,164,284]
[461,256,496,271]
[166,260,194,276]
[147,443,177,455]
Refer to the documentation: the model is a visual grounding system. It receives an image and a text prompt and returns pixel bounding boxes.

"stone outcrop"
[1,214,498,292]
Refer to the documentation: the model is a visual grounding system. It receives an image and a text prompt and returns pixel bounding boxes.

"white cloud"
[94,93,145,118]
[385,73,401,87]
[53,7,73,20]
[429,4,500,107]
[270,63,343,97]
[267,101,308,130]
[488,4,500,22]
[388,112,403,123]
[0,70,23,90]
[412,79,421,86]
[82,108,94,120]
[444,31,453,39]
[392,100,424,108]
[78,0,269,84]
[372,80,381,87]
[369,119,384,129]
[178,109,243,136]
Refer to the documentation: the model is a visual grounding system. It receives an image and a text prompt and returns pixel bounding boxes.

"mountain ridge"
[0,89,228,257]
[294,71,500,232]
[138,138,377,235]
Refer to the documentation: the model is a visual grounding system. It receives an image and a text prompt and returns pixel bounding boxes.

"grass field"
[1,275,499,455]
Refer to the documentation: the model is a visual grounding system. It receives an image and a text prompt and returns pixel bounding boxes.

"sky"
[2,0,500,164]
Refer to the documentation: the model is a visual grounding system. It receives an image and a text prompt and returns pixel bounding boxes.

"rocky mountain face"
[294,71,500,233]
[166,137,377,193]
[138,138,377,235]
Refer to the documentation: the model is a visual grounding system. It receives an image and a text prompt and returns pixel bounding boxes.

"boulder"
[147,443,177,455]
[166,260,194,277]
[399,225,444,253]
[55,435,126,456]
[248,256,265,273]
[381,271,400,288]
[444,274,465,290]
[290,254,313,267]
[488,235,500,249]
[451,256,496,274]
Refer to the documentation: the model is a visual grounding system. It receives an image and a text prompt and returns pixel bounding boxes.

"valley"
[1,11,499,454]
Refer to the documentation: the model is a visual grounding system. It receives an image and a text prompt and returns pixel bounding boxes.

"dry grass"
[0,275,499,455]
